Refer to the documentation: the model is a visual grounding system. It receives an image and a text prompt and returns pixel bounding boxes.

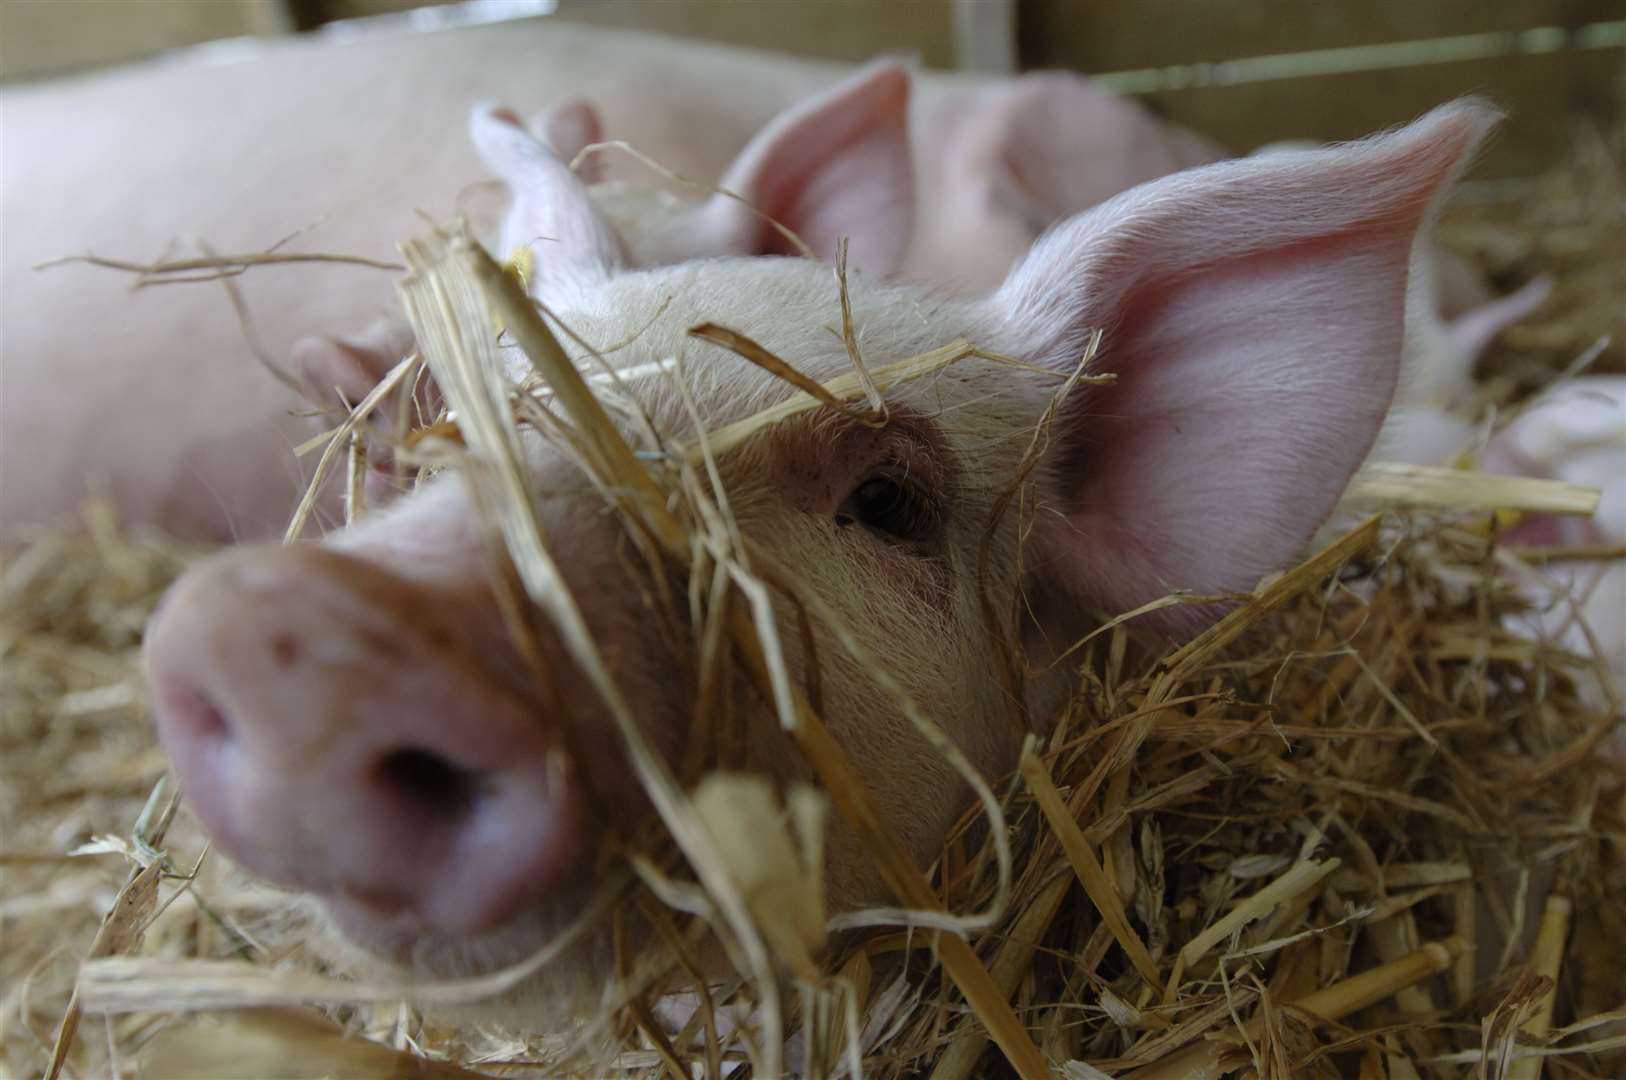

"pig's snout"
[144,545,582,938]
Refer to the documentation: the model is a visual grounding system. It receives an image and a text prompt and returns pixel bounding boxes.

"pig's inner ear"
[1003,101,1495,634]
[530,97,606,185]
[469,104,625,301]
[698,61,914,275]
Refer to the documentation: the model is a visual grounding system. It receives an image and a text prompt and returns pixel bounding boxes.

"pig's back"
[0,19,845,540]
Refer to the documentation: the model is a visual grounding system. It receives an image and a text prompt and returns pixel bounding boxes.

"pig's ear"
[1002,100,1497,630]
[529,97,606,184]
[695,61,914,274]
[292,319,417,411]
[470,104,625,300]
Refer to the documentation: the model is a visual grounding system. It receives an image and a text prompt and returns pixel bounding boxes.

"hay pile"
[4,144,1624,1080]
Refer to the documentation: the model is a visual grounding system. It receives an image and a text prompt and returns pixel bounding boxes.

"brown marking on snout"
[270,633,300,669]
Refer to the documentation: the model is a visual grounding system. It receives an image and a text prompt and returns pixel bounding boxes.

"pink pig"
[0,27,1219,546]
[143,100,1497,1013]
[1484,379,1626,712]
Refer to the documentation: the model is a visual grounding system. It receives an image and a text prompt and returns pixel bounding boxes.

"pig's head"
[144,100,1495,1014]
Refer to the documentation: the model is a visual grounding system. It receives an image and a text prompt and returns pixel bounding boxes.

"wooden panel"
[311,0,458,19]
[1021,0,1624,71]
[1127,48,1626,178]
[953,0,1017,73]
[0,0,290,82]
[551,0,957,68]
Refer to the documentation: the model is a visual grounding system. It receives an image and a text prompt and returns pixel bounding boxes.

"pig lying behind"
[0,16,1219,546]
[1481,379,1625,714]
[313,65,1550,520]
[142,100,1496,1024]
[295,59,1226,503]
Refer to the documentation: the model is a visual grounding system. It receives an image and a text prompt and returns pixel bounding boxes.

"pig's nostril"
[375,747,486,821]
[194,700,231,741]
[170,686,232,745]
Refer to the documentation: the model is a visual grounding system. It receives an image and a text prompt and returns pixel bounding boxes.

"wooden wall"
[552,0,958,67]
[3,0,1621,179]
[1020,1,1626,178]
[0,0,961,79]
[1,1,291,81]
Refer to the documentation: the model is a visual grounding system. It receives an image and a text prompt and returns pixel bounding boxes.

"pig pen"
[5,63,1626,1080]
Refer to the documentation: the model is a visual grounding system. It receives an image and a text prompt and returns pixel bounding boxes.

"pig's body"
[144,98,1494,1020]
[1483,378,1626,714]
[0,21,829,542]
[1,18,1222,543]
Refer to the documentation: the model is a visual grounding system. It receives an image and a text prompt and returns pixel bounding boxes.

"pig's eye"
[837,476,940,543]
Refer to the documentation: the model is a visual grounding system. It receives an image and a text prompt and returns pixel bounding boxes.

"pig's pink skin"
[290,317,433,506]
[1365,275,1554,474]
[1,21,821,544]
[625,60,917,273]
[1392,378,1625,715]
[2,19,1217,545]
[147,103,1492,995]
[530,97,606,184]
[147,464,711,963]
[567,65,1224,293]
[147,544,585,939]
[1480,378,1626,716]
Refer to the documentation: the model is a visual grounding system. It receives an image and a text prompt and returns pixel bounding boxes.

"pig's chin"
[307,888,619,1031]
[316,879,602,976]
[308,876,619,1025]
[299,804,610,980]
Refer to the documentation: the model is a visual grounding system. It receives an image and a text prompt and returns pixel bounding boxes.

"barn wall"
[2,0,1620,180]
[1021,1,1625,178]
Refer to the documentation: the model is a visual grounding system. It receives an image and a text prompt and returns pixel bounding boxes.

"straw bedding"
[2,124,1622,1080]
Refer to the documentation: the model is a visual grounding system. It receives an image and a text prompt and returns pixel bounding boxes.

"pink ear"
[694,61,914,274]
[469,103,625,301]
[1003,100,1498,632]
[291,318,435,505]
[530,97,606,184]
[291,318,417,411]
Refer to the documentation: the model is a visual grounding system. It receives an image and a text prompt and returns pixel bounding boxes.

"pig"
[142,99,1498,1020]
[1480,378,1626,713]
[0,17,1220,546]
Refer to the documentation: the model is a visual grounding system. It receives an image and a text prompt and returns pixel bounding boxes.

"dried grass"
[5,128,1624,1080]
